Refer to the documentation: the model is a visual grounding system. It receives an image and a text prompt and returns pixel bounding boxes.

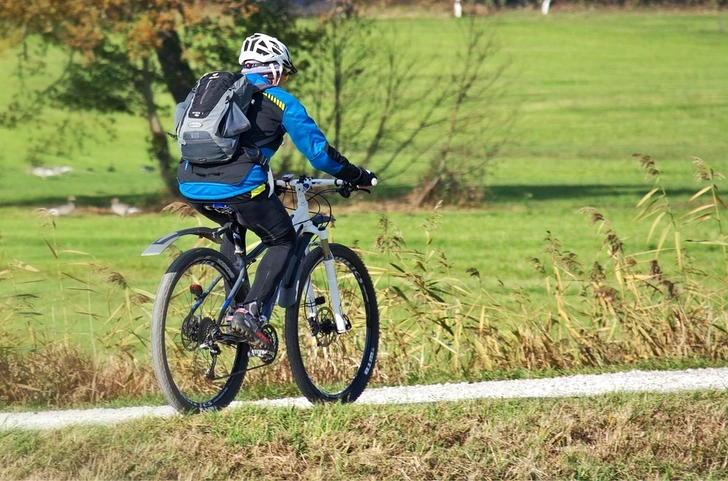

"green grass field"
[1,11,726,205]
[1,9,727,478]
[1,10,727,371]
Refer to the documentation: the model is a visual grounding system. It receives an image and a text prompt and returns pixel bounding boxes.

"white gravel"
[2,367,726,431]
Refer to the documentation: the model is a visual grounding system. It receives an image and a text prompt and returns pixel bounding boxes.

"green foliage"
[1,10,727,409]
[54,43,146,115]
[0,0,309,191]
[181,0,312,74]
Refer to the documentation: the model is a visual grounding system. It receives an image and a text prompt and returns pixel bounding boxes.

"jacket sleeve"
[273,89,359,180]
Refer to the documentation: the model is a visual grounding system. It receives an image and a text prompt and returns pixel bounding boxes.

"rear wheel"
[151,248,248,413]
[285,244,379,403]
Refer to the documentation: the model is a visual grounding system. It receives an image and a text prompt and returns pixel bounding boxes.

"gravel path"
[2,367,726,431]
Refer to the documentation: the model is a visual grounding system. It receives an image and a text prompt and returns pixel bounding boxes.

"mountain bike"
[142,175,379,413]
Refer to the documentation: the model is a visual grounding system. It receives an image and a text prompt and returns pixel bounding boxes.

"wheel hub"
[311,307,338,347]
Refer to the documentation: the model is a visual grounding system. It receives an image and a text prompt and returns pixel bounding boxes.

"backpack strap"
[253,135,280,148]
[252,83,274,94]
[245,83,280,150]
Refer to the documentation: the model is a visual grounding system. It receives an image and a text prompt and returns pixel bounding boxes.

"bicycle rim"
[285,244,378,403]
[151,248,248,412]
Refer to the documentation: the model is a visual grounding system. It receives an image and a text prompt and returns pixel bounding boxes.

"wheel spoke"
[151,249,249,412]
[285,245,378,403]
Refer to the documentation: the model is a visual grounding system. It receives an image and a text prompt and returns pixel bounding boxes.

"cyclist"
[177,33,377,349]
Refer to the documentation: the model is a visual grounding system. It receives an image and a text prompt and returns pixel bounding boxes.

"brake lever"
[337,184,352,198]
[338,184,373,197]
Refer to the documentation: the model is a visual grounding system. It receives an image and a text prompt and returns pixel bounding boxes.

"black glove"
[353,168,377,187]
[335,161,377,186]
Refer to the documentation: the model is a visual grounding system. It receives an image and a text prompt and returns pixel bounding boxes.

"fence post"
[541,0,551,15]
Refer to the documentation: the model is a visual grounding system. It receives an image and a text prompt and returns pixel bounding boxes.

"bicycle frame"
[149,174,379,410]
[277,176,349,334]
[143,175,352,334]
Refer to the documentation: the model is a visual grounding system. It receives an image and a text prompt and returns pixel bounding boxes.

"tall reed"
[374,156,728,378]
[0,216,157,406]
[1,157,726,407]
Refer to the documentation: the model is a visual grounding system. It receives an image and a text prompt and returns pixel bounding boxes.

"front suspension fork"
[316,238,348,334]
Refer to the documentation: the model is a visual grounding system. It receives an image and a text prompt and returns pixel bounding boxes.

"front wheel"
[285,244,379,403]
[151,248,248,413]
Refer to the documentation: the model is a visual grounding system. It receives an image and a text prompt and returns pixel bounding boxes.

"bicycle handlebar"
[274,177,342,188]
[274,175,377,198]
[143,175,376,257]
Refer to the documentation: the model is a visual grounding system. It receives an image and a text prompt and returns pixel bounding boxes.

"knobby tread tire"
[151,248,248,413]
[284,244,379,403]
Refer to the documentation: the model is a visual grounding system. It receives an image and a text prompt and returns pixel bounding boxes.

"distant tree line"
[485,0,726,6]
[367,0,726,7]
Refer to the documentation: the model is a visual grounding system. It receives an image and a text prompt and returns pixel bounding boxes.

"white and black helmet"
[239,33,298,75]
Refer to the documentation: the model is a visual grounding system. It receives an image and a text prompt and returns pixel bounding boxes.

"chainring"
[249,324,278,364]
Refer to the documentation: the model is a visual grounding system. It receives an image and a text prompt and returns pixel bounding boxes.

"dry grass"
[372,156,728,380]
[0,391,727,479]
[0,342,156,407]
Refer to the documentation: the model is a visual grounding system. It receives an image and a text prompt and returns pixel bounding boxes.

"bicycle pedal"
[250,346,276,363]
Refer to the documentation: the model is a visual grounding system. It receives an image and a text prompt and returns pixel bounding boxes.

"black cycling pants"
[189,188,296,310]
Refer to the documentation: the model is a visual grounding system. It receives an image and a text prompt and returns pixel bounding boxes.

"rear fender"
[141,226,225,256]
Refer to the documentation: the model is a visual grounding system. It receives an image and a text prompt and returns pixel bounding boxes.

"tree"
[412,19,513,207]
[0,0,302,194]
[297,6,452,180]
[299,7,512,206]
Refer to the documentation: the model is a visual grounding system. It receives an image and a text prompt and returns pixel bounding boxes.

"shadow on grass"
[487,184,699,204]
[0,184,701,210]
[363,183,699,205]
[0,193,167,210]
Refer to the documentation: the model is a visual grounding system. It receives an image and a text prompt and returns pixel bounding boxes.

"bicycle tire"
[284,244,379,403]
[151,248,248,413]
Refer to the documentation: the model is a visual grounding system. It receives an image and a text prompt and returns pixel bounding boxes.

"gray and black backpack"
[173,71,268,165]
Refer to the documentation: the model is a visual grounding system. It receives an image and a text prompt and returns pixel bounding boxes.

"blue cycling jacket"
[178,73,356,200]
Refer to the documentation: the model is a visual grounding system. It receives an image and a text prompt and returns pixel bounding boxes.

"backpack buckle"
[242,146,268,166]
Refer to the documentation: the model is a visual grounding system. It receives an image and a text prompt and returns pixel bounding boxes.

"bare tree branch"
[413,18,512,207]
